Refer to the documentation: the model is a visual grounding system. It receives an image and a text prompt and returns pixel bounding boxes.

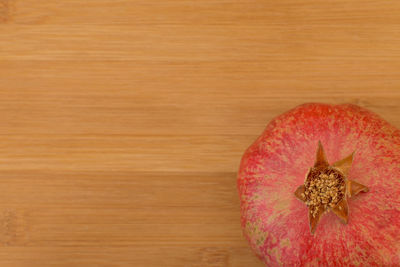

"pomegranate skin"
[237,103,400,266]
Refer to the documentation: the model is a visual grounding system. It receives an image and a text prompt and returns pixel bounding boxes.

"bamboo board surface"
[1,0,400,266]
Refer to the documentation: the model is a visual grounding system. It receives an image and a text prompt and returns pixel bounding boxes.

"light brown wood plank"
[0,246,261,267]
[0,171,238,207]
[1,62,400,137]
[11,0,400,25]
[0,136,250,171]
[3,25,400,61]
[0,171,255,265]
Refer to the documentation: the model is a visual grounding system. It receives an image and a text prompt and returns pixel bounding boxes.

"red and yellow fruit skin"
[237,103,400,266]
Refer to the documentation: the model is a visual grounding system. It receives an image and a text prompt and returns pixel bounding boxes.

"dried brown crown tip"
[294,141,369,234]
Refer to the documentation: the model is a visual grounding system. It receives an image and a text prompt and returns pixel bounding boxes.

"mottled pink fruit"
[237,103,400,266]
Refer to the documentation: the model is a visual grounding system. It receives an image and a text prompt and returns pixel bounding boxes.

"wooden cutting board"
[1,0,400,266]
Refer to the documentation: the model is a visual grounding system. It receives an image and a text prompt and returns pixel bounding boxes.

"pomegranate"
[237,103,400,266]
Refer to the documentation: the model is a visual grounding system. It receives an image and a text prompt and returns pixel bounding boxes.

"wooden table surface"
[1,1,400,266]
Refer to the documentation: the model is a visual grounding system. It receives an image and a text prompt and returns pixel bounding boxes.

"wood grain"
[1,0,400,266]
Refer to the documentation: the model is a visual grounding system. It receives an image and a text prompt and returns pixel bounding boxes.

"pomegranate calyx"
[294,141,369,234]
